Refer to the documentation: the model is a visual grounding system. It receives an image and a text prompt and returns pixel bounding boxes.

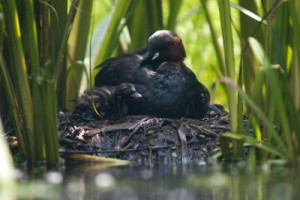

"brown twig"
[60,139,211,155]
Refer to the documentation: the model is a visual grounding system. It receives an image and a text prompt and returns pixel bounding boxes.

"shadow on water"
[13,160,300,200]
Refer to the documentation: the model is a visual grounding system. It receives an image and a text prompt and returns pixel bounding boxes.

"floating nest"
[58,109,251,162]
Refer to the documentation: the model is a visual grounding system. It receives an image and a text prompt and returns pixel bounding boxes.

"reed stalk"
[2,0,34,161]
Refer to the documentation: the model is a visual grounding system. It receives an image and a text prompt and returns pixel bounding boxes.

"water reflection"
[15,161,300,200]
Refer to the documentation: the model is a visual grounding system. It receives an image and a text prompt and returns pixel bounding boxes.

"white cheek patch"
[151,52,159,61]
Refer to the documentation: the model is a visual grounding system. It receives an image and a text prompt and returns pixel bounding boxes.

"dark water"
[12,160,300,200]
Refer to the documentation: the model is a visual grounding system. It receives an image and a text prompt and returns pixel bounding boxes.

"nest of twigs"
[58,109,251,162]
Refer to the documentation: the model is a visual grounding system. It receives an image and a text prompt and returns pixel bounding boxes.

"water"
[11,160,300,200]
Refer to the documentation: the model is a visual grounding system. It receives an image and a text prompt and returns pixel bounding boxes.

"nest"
[58,109,250,162]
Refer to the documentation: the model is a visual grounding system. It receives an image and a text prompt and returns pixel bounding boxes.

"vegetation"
[212,0,300,163]
[0,0,299,165]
